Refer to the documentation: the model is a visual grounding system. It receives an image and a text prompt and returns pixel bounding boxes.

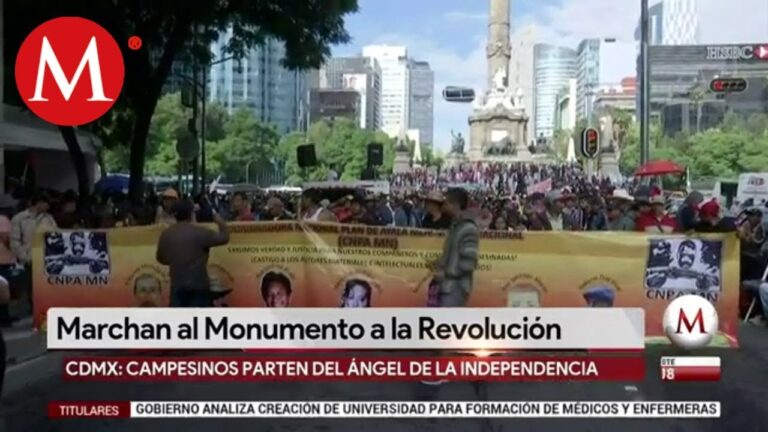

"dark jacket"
[435,216,479,296]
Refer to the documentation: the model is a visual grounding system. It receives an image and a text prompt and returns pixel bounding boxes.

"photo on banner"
[32,223,741,346]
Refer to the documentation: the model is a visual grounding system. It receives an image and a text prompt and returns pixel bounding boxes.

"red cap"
[700,200,720,218]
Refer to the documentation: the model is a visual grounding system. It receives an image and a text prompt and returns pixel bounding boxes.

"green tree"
[207,109,280,182]
[278,119,395,185]
[5,0,358,202]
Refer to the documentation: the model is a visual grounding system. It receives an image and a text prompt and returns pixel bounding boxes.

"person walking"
[423,188,479,386]
[156,200,230,307]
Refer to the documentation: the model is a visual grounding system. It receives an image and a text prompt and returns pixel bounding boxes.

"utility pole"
[639,0,651,165]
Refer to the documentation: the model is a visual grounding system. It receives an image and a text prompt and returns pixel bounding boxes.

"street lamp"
[179,55,238,194]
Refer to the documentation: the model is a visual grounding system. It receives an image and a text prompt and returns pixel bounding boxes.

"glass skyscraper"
[208,28,309,135]
[533,44,577,139]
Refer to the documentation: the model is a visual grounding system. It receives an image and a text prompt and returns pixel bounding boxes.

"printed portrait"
[260,271,293,308]
[340,278,373,308]
[503,275,546,308]
[644,238,722,292]
[133,273,163,308]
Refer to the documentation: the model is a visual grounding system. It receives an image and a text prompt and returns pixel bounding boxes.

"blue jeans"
[759,283,768,320]
[170,290,211,307]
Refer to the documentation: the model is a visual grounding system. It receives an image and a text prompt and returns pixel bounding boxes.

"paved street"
[2,324,767,432]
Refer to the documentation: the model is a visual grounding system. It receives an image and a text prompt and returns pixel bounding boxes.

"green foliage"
[5,0,359,200]
[103,93,280,182]
[278,119,396,185]
[104,100,394,184]
[619,113,768,179]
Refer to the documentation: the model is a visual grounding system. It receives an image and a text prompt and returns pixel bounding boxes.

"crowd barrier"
[33,222,740,346]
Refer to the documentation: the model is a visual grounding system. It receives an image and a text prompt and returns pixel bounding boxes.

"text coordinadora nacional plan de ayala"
[47,308,646,350]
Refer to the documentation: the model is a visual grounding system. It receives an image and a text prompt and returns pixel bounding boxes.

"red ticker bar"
[62,356,646,382]
[49,401,131,418]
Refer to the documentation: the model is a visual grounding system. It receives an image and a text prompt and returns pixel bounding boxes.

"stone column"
[487,0,511,89]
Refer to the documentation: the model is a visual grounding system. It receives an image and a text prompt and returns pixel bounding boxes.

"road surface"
[2,324,767,432]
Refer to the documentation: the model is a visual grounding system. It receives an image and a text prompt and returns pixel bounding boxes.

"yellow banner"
[33,222,740,346]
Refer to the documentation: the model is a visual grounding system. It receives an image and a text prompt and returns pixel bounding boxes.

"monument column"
[487,0,511,89]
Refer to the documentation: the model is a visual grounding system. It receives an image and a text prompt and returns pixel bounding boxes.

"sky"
[330,0,768,153]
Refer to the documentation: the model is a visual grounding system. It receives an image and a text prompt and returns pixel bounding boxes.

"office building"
[362,45,410,137]
[648,44,768,136]
[408,60,434,149]
[635,2,664,45]
[309,89,361,124]
[318,57,381,130]
[209,29,309,135]
[592,78,638,116]
[636,0,768,47]
[662,0,698,45]
[510,24,537,134]
[576,39,637,121]
[533,44,577,139]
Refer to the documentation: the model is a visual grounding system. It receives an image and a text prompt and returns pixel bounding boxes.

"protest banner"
[33,222,740,346]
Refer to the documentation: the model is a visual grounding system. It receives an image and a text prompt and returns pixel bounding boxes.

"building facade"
[318,56,381,130]
[362,45,410,137]
[662,0,698,45]
[209,30,309,135]
[309,89,361,124]
[509,24,537,134]
[576,39,637,122]
[408,60,434,150]
[533,44,577,139]
[648,43,768,136]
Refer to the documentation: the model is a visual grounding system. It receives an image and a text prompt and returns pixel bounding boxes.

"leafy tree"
[278,119,395,185]
[5,0,358,202]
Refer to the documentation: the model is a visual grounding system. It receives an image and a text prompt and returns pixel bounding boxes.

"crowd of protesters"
[0,161,766,322]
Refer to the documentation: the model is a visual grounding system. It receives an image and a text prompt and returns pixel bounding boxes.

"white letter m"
[28,36,112,102]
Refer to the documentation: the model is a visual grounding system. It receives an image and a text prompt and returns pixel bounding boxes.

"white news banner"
[46,307,645,350]
[128,401,721,418]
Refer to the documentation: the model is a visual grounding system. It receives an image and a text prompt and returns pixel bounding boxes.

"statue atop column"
[450,130,465,154]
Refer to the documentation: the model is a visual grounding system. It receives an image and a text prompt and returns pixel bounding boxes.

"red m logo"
[676,308,706,334]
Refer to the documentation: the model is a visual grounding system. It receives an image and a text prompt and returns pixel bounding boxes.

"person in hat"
[542,190,568,231]
[421,190,451,230]
[695,200,736,233]
[677,191,704,232]
[155,188,180,224]
[300,189,337,223]
[156,199,229,307]
[635,194,676,233]
[261,196,291,221]
[583,286,615,307]
[423,187,479,386]
[604,190,635,231]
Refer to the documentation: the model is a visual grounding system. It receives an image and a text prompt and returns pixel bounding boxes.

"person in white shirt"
[10,194,57,266]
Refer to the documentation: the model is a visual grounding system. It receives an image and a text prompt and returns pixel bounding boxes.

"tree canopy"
[4,0,359,201]
[619,112,768,179]
[104,96,396,186]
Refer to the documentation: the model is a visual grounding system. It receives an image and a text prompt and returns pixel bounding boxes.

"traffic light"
[443,86,475,103]
[709,78,747,93]
[581,128,599,159]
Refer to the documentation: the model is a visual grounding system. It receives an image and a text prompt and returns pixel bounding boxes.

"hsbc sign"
[706,44,768,61]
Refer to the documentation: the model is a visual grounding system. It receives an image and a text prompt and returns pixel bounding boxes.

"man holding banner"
[156,200,230,307]
[423,188,479,386]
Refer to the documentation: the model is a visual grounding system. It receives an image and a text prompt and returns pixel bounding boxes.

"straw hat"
[161,188,179,199]
[610,189,634,202]
[424,190,445,203]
